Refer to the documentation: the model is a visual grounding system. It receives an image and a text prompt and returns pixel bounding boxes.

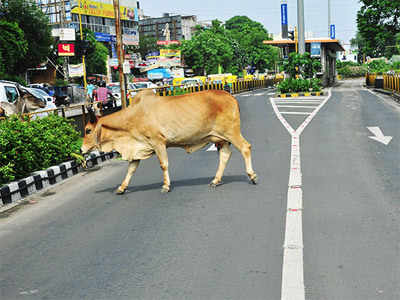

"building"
[337,44,358,63]
[36,0,143,44]
[139,13,198,41]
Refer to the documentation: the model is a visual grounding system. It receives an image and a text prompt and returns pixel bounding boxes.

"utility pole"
[297,0,306,54]
[59,0,69,81]
[328,0,331,38]
[113,0,127,108]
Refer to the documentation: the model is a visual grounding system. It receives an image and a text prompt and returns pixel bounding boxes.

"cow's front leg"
[116,160,140,194]
[155,145,170,193]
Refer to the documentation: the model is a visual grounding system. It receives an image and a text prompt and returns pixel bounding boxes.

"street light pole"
[78,2,87,91]
[328,0,331,37]
[297,0,306,54]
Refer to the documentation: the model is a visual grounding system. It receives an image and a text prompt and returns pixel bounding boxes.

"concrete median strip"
[0,151,119,212]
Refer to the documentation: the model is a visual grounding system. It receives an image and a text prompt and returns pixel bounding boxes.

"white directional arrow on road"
[367,127,393,145]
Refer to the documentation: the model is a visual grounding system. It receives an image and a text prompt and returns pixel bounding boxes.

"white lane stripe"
[274,101,321,104]
[280,112,312,115]
[277,105,318,109]
[270,89,332,300]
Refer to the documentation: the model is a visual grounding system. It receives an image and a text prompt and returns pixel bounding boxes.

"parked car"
[53,86,71,107]
[128,81,157,97]
[28,83,55,96]
[0,80,20,103]
[181,78,203,87]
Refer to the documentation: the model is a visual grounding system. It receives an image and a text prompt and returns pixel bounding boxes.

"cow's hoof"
[209,181,222,188]
[250,174,258,185]
[161,186,170,193]
[115,187,126,195]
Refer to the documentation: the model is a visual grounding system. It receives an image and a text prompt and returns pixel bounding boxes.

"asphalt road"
[0,80,399,300]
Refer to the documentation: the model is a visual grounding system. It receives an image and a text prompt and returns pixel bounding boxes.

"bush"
[277,78,322,93]
[0,115,82,185]
[338,65,367,78]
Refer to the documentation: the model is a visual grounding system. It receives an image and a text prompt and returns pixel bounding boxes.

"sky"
[141,0,361,45]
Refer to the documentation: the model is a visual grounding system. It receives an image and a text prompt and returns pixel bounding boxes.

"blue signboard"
[95,32,112,42]
[311,42,321,57]
[281,4,288,25]
[330,24,336,39]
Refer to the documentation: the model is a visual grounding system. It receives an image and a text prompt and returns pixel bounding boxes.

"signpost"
[281,0,288,39]
[330,24,336,39]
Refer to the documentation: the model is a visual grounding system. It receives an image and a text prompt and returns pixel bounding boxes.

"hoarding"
[58,43,75,56]
[310,42,321,57]
[160,49,181,58]
[156,40,180,46]
[68,63,84,77]
[71,0,138,21]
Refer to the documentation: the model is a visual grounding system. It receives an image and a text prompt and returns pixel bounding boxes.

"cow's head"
[81,105,102,154]
[17,85,46,112]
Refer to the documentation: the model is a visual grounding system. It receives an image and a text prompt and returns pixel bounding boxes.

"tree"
[0,0,53,74]
[225,16,278,71]
[356,0,400,58]
[350,31,367,63]
[180,20,234,75]
[283,52,321,79]
[0,20,28,74]
[136,35,161,59]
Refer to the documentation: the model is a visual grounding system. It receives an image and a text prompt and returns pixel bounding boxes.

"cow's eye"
[85,128,92,135]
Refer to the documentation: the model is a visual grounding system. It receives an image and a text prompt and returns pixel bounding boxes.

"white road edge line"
[270,89,332,300]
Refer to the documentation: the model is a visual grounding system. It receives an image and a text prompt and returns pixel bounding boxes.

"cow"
[81,89,258,194]
[0,85,46,117]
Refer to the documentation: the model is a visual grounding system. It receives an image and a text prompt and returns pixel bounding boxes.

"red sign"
[157,40,181,46]
[58,43,75,56]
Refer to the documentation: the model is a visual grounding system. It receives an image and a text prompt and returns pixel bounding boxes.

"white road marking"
[274,101,321,105]
[280,112,312,115]
[270,89,332,300]
[206,144,218,151]
[277,105,318,109]
[367,126,393,145]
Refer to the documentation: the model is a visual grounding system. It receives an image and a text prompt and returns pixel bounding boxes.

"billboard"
[58,43,75,56]
[71,0,138,21]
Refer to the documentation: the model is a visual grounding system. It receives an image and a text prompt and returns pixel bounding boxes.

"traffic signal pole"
[113,0,127,109]
[297,0,305,54]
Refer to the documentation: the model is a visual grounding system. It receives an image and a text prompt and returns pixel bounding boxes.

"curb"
[0,151,118,210]
[276,91,324,98]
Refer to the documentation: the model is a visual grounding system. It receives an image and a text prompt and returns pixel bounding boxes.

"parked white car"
[128,81,157,97]
[0,80,20,103]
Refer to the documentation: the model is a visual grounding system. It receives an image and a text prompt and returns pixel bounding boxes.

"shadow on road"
[94,174,250,194]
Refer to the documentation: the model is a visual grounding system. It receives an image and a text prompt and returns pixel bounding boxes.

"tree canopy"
[0,0,53,75]
[356,0,400,58]
[180,17,279,76]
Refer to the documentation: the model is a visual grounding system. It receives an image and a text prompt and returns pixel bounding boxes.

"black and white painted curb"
[0,151,118,210]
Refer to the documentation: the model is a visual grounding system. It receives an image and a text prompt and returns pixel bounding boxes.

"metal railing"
[366,73,400,94]
[2,78,280,136]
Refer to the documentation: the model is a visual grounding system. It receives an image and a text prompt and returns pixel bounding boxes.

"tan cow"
[81,89,258,194]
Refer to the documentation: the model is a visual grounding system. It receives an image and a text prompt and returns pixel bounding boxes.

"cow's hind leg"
[116,160,140,194]
[210,142,232,187]
[230,134,258,184]
[154,144,171,193]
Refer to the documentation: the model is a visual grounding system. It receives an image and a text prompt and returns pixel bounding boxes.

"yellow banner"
[160,49,181,58]
[71,0,137,21]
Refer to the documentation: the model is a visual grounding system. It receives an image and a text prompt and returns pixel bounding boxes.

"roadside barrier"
[366,73,400,94]
[1,78,281,136]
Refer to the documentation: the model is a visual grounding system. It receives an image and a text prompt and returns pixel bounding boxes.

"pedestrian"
[93,81,114,110]
[86,81,96,103]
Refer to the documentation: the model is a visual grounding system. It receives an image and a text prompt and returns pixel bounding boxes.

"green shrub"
[338,65,367,78]
[0,115,82,185]
[277,78,322,93]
